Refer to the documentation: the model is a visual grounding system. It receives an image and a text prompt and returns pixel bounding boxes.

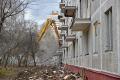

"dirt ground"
[0,66,83,80]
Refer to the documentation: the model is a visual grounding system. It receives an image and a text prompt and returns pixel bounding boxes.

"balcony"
[61,43,68,48]
[56,49,63,55]
[66,35,76,42]
[58,14,65,22]
[58,39,63,47]
[59,38,63,43]
[60,2,65,13]
[64,6,76,17]
[60,32,65,37]
[71,18,91,31]
[58,15,63,19]
[58,25,68,30]
[59,17,65,22]
[59,2,65,9]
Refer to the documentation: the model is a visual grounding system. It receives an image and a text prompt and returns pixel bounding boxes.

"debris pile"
[14,66,83,80]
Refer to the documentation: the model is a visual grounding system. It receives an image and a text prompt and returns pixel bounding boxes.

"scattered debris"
[14,66,83,80]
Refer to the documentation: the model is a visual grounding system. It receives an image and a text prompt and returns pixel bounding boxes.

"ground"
[0,66,83,80]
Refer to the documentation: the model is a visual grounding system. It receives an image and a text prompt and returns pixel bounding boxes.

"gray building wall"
[90,0,120,73]
[60,0,120,75]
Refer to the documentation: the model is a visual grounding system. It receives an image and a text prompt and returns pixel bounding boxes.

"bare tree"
[0,0,39,67]
[25,20,39,66]
[0,0,29,32]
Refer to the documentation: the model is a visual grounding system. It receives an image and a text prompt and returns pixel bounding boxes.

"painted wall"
[61,0,120,75]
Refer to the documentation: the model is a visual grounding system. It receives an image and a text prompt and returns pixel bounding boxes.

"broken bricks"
[14,66,83,80]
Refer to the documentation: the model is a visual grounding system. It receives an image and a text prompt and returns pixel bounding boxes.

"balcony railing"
[56,49,63,54]
[60,32,65,37]
[58,25,68,30]
[58,15,63,19]
[71,18,91,31]
[59,2,65,13]
[59,17,65,22]
[59,2,65,9]
[66,35,76,42]
[59,38,63,43]
[58,14,65,22]
[62,44,68,49]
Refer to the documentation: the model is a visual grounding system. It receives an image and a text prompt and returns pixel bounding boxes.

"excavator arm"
[37,18,61,46]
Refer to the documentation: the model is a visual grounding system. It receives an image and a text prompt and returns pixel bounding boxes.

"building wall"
[60,0,120,75]
[115,0,120,74]
[90,0,119,74]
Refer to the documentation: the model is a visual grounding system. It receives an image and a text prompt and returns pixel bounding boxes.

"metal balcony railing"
[66,35,76,42]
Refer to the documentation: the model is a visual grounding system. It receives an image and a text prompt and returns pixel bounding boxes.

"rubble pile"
[14,66,83,80]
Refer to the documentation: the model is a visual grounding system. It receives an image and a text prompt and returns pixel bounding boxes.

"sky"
[25,0,60,27]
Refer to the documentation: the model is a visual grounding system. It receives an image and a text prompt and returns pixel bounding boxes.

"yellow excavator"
[37,18,61,47]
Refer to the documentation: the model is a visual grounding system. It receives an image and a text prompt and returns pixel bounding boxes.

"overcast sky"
[25,0,60,26]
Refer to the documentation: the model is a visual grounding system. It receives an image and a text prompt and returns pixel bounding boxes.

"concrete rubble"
[14,66,83,80]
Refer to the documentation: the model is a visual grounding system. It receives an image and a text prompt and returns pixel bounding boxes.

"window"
[105,8,113,51]
[76,39,78,57]
[94,21,99,54]
[86,0,88,8]
[76,6,78,18]
[82,31,89,56]
[85,31,89,55]
[66,48,68,57]
[64,50,65,58]
[73,41,75,58]
[80,0,82,18]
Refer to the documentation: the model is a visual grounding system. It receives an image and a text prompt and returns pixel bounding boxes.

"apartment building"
[58,0,120,80]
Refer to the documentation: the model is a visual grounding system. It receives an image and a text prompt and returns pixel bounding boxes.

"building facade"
[58,0,120,80]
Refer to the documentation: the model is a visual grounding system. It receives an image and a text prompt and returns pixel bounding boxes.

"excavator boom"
[37,18,61,46]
